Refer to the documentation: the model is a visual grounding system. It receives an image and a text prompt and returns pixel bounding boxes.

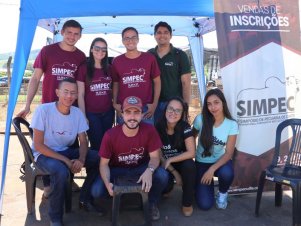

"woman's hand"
[164,158,173,169]
[201,167,215,185]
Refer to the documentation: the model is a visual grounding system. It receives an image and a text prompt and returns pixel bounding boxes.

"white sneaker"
[216,191,228,209]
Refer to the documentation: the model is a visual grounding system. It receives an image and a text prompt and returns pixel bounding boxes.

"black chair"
[255,118,301,226]
[112,175,151,226]
[12,117,72,214]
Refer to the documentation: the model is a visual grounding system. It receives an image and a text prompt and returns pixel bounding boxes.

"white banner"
[215,0,301,192]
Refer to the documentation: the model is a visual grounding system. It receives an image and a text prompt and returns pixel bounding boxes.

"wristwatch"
[147,166,155,173]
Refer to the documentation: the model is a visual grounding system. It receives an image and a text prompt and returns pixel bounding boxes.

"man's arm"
[17,68,43,118]
[137,149,160,192]
[100,157,114,196]
[145,76,161,118]
[112,81,122,116]
[181,73,191,105]
[33,128,73,169]
[71,132,89,173]
[77,81,86,115]
[148,149,160,170]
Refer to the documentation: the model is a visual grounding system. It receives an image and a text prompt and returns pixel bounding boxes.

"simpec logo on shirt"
[118,147,144,165]
[52,62,77,77]
[122,68,146,88]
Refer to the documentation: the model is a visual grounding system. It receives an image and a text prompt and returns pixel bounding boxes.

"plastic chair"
[255,118,301,226]
[112,175,151,226]
[12,117,72,214]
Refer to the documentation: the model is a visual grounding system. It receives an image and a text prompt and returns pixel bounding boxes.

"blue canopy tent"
[1,0,215,214]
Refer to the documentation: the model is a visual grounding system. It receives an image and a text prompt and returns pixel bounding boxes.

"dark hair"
[58,77,77,89]
[86,37,109,83]
[154,21,172,35]
[155,97,189,150]
[200,88,233,157]
[121,27,139,38]
[62,20,83,33]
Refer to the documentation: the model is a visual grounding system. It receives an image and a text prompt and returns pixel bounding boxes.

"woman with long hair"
[156,97,196,217]
[192,88,239,210]
[77,37,114,151]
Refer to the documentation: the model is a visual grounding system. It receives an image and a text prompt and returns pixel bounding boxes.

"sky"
[0,0,218,57]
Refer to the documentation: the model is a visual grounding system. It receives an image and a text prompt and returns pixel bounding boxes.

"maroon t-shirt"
[33,43,86,103]
[77,64,113,113]
[111,52,160,105]
[99,122,162,168]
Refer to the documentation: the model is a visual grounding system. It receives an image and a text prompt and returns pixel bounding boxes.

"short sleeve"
[33,47,46,70]
[229,120,239,136]
[30,105,46,131]
[147,125,163,153]
[193,114,203,131]
[76,108,89,134]
[111,62,120,82]
[149,54,161,79]
[183,122,193,139]
[76,63,87,82]
[179,51,191,75]
[99,131,112,158]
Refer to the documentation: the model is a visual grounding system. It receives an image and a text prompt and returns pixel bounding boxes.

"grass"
[0,94,41,103]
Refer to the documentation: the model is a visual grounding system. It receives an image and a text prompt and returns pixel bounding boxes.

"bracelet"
[147,166,155,173]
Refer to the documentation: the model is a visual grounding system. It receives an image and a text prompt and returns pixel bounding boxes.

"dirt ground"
[0,102,40,133]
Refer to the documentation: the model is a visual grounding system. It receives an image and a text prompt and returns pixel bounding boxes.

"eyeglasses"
[166,106,182,115]
[92,45,107,53]
[122,36,138,42]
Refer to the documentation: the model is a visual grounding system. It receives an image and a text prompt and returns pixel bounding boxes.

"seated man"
[30,78,101,226]
[91,96,169,221]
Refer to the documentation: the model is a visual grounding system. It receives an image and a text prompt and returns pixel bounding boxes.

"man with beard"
[91,96,168,221]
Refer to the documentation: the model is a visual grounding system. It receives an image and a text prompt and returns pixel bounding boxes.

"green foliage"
[26,61,34,71]
[24,71,33,77]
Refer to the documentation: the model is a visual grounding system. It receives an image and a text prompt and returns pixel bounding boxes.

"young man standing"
[30,78,100,226]
[92,96,168,221]
[17,19,86,195]
[148,21,191,123]
[17,19,86,117]
[112,27,161,124]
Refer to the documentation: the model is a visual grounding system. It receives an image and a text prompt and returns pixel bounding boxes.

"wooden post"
[6,56,12,87]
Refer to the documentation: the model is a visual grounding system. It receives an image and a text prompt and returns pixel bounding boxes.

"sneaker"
[216,191,228,209]
[149,203,160,221]
[182,205,193,217]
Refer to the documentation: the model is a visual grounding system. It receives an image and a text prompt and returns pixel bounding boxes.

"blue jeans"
[117,105,154,125]
[154,101,167,124]
[42,139,80,187]
[195,160,234,210]
[86,108,115,150]
[91,163,168,205]
[36,148,99,222]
